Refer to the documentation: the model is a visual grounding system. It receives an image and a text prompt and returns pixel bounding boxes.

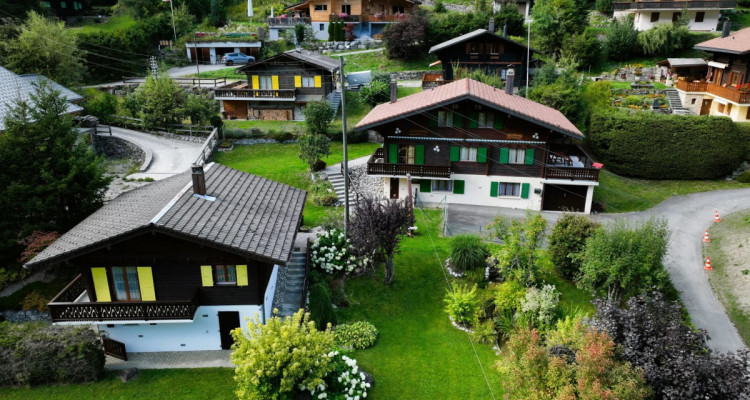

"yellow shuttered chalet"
[137,266,156,301]
[314,75,322,88]
[251,75,259,89]
[271,75,279,90]
[294,76,302,88]
[91,267,111,302]
[236,265,248,286]
[201,265,214,287]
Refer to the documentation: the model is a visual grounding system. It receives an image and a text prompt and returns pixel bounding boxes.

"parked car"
[222,53,255,66]
[346,70,372,91]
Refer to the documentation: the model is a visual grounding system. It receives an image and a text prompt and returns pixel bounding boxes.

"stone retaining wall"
[93,134,146,165]
[0,310,51,323]
[302,40,384,53]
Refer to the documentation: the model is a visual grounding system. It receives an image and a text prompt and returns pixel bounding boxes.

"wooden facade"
[288,0,417,22]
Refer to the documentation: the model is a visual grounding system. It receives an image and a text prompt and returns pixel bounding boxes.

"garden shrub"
[433,0,447,12]
[518,284,560,331]
[487,213,548,287]
[309,181,339,206]
[21,291,48,312]
[310,228,364,275]
[444,282,480,326]
[312,351,372,399]
[492,280,526,315]
[309,283,337,330]
[0,322,105,386]
[548,214,600,279]
[470,319,497,344]
[298,133,331,171]
[312,159,327,172]
[319,208,345,231]
[81,88,118,120]
[588,112,745,179]
[449,234,490,272]
[382,13,428,60]
[604,17,640,61]
[334,321,378,349]
[330,285,349,307]
[268,129,295,143]
[737,171,750,183]
[370,71,391,85]
[595,0,613,15]
[360,80,390,106]
[638,21,690,57]
[737,122,750,160]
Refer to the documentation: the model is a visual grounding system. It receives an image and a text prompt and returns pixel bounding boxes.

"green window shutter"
[499,148,509,164]
[388,143,398,163]
[419,180,431,193]
[494,114,503,129]
[450,146,459,162]
[453,113,463,128]
[521,183,530,199]
[429,114,438,128]
[469,112,478,129]
[453,180,465,194]
[525,148,535,165]
[490,182,498,197]
[477,147,487,163]
[415,144,424,165]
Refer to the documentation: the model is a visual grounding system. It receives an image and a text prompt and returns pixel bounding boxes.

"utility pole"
[339,55,349,235]
[525,18,532,97]
[194,32,200,77]
[168,0,177,41]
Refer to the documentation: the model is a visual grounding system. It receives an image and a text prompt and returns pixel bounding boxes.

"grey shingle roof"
[26,163,306,267]
[428,29,540,55]
[0,65,83,131]
[664,58,708,67]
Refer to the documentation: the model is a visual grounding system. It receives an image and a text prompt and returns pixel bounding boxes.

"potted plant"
[736,83,750,93]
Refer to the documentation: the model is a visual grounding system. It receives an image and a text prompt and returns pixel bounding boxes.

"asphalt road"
[109,126,203,181]
[447,188,750,353]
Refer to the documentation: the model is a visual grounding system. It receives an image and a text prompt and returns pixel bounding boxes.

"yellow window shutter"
[91,268,111,302]
[251,75,259,89]
[137,267,156,301]
[236,265,248,286]
[201,265,214,287]
[272,75,279,90]
[314,75,322,88]
[294,75,302,88]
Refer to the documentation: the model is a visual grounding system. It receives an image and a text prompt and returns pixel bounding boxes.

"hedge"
[0,322,105,386]
[587,112,745,179]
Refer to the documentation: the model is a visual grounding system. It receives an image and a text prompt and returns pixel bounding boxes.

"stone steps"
[326,171,357,207]
[278,251,309,317]
[665,88,687,113]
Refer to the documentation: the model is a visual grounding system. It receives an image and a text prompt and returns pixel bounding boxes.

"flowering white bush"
[307,351,371,400]
[311,229,366,275]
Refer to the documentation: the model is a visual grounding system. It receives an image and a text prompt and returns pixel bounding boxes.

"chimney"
[503,24,507,38]
[390,79,397,103]
[722,20,731,38]
[489,18,495,33]
[505,68,515,95]
[192,165,206,196]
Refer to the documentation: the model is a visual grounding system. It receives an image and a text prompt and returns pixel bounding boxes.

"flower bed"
[311,229,366,275]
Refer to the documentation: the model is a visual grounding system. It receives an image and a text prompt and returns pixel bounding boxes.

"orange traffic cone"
[704,257,713,271]
[714,210,722,223]
[703,230,711,243]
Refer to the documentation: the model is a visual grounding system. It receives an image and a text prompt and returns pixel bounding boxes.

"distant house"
[214,49,339,121]
[273,0,420,41]
[613,0,735,32]
[424,22,541,91]
[42,0,89,20]
[492,0,534,20]
[26,163,306,353]
[0,65,83,131]
[185,32,262,65]
[355,78,600,213]
[671,26,750,121]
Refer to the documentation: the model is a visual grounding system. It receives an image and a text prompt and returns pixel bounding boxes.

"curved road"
[109,126,204,181]
[447,188,750,353]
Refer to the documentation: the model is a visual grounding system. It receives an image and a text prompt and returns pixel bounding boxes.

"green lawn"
[223,119,305,132]
[331,51,440,73]
[193,67,246,80]
[74,15,137,34]
[214,142,381,227]
[704,209,750,346]
[609,81,667,90]
[594,170,750,213]
[3,368,235,400]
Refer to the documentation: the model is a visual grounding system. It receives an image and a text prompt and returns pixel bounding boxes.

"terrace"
[267,16,311,26]
[675,80,750,104]
[544,145,601,182]
[366,147,452,179]
[214,81,296,101]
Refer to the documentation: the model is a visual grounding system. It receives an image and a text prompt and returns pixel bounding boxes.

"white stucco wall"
[618,9,721,31]
[263,265,279,321]
[709,99,750,122]
[313,23,330,41]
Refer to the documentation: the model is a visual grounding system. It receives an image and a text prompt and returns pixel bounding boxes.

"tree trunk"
[384,255,395,285]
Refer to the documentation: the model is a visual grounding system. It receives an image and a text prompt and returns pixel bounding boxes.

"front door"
[700,99,713,115]
[390,178,399,199]
[218,311,240,350]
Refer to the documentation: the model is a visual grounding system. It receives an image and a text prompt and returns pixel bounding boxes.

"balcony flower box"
[736,83,750,93]
[339,12,348,18]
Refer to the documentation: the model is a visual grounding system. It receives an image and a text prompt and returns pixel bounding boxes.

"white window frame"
[477,112,493,128]
[498,182,520,197]
[432,180,453,192]
[508,148,526,164]
[258,75,273,90]
[314,4,327,11]
[460,147,477,162]
[438,111,453,127]
[301,76,316,87]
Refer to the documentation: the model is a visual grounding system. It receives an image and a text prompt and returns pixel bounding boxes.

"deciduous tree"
[135,73,186,130]
[382,13,428,60]
[548,214,599,279]
[298,134,331,171]
[303,101,335,136]
[487,213,548,286]
[530,0,589,57]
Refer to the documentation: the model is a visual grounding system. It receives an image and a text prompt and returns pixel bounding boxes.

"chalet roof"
[237,49,340,73]
[0,65,83,131]
[429,29,539,55]
[26,163,306,268]
[657,58,708,68]
[284,0,419,9]
[354,78,583,138]
[694,28,750,55]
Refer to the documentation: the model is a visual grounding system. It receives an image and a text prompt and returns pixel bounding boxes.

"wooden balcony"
[215,82,296,101]
[363,14,412,22]
[613,0,735,10]
[329,14,361,22]
[48,274,199,323]
[707,83,750,104]
[367,148,452,179]
[544,166,600,181]
[267,16,311,26]
[675,80,708,92]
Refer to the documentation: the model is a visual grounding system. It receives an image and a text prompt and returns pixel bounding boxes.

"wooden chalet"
[26,163,306,353]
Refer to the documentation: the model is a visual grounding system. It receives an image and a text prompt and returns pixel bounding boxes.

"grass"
[193,68,246,80]
[608,81,667,90]
[74,15,138,34]
[223,119,305,131]
[331,51,440,73]
[704,210,750,346]
[214,142,381,227]
[594,170,750,213]
[0,277,71,311]
[3,368,235,400]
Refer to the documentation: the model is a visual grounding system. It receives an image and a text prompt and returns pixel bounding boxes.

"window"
[508,148,526,164]
[477,112,493,128]
[320,23,325,30]
[460,147,478,162]
[500,69,507,79]
[342,4,351,14]
[432,180,453,192]
[695,12,705,23]
[746,107,750,120]
[302,76,316,87]
[650,12,660,22]
[60,1,67,8]
[726,103,733,115]
[314,4,327,11]
[437,110,453,127]
[718,103,725,113]
[691,98,697,105]
[111,267,141,301]
[392,5,405,13]
[214,265,237,285]
[672,12,681,22]
[398,144,415,164]
[258,75,273,90]
[487,43,500,55]
[498,182,520,197]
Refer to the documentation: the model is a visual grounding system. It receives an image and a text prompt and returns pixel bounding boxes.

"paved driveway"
[110,126,204,181]
[447,188,750,353]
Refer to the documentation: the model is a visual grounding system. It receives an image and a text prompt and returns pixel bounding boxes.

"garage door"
[542,184,587,212]
[223,100,248,119]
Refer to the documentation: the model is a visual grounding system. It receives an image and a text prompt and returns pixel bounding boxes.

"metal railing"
[613,0,735,9]
[301,238,312,310]
[121,76,227,88]
[214,88,296,99]
[194,127,220,167]
[544,166,600,181]
[267,16,311,25]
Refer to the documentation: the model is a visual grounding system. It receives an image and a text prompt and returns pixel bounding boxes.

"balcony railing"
[48,275,199,323]
[267,16,311,26]
[422,72,453,90]
[675,80,708,92]
[364,14,411,22]
[707,83,750,104]
[329,14,361,22]
[215,87,296,100]
[613,0,736,10]
[367,148,452,178]
[544,166,600,181]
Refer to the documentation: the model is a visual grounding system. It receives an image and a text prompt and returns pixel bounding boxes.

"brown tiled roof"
[694,28,750,55]
[354,78,583,138]
[26,164,306,267]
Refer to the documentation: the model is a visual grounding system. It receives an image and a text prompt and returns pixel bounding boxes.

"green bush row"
[587,112,746,179]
